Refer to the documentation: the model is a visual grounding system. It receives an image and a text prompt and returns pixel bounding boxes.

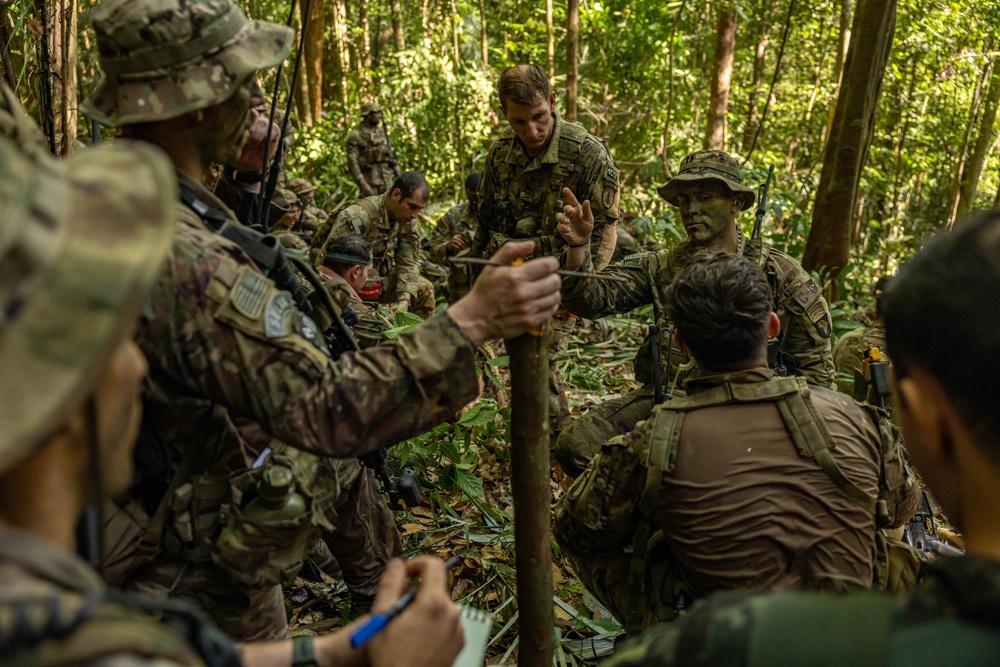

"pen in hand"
[350,554,462,649]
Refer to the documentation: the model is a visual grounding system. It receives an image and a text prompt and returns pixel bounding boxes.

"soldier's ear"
[730,194,744,213]
[548,90,556,109]
[673,329,688,352]
[767,312,780,338]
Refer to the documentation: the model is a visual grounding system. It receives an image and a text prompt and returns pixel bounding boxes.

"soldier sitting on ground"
[554,250,918,636]
[289,176,327,235]
[427,172,481,303]
[0,110,462,667]
[312,171,437,318]
[553,150,836,477]
[602,212,1000,667]
[268,187,310,255]
[347,102,400,197]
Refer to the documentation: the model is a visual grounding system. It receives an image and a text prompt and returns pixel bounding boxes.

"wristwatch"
[223,165,263,185]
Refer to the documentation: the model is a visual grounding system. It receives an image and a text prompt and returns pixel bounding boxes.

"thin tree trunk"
[824,0,854,143]
[0,9,16,90]
[358,0,371,70]
[479,0,488,68]
[704,2,736,150]
[58,0,77,155]
[743,0,795,162]
[660,0,688,180]
[391,0,405,51]
[566,0,579,122]
[507,330,553,667]
[449,0,459,65]
[546,0,554,84]
[957,59,1000,219]
[742,1,769,154]
[947,57,990,228]
[803,0,897,286]
[302,0,329,123]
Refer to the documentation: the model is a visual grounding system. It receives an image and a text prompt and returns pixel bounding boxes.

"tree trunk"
[741,2,769,154]
[507,330,553,667]
[391,0,405,51]
[947,58,990,228]
[704,3,736,150]
[449,0,459,65]
[660,0,688,180]
[300,0,329,124]
[803,0,896,285]
[824,0,854,142]
[479,0,488,68]
[957,60,1000,220]
[565,0,579,122]
[57,0,77,155]
[0,9,16,91]
[358,0,372,70]
[546,0,554,84]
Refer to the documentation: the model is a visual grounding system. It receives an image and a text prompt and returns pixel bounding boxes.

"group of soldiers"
[2,0,1000,665]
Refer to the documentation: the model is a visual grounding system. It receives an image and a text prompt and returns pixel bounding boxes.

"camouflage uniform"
[554,369,918,635]
[428,200,478,302]
[289,176,326,233]
[318,267,394,348]
[311,193,436,318]
[555,151,834,476]
[833,324,888,395]
[346,103,400,195]
[602,556,1000,667]
[476,113,621,430]
[81,0,479,641]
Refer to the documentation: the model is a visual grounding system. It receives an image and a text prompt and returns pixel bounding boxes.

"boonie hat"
[361,102,382,116]
[82,0,293,126]
[658,150,756,211]
[0,90,176,472]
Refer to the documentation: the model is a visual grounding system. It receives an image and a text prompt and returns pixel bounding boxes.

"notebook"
[452,605,494,667]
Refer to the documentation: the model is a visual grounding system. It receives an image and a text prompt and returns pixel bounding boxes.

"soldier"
[81,0,561,641]
[317,233,393,350]
[312,171,437,318]
[346,102,400,197]
[428,172,481,303]
[832,276,890,395]
[267,187,310,255]
[0,94,463,667]
[475,63,621,432]
[554,251,918,636]
[553,150,836,477]
[289,176,327,234]
[602,213,1000,667]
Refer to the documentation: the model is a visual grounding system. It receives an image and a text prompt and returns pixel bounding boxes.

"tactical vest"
[625,376,877,629]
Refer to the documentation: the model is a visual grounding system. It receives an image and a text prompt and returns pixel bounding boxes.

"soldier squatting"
[0,0,998,665]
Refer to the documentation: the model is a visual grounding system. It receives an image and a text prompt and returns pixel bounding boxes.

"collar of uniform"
[684,366,775,394]
[177,170,236,221]
[503,112,563,166]
[376,191,392,226]
[0,527,104,595]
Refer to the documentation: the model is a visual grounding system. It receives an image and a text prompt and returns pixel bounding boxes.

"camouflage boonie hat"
[288,177,317,195]
[360,102,382,115]
[82,0,294,126]
[0,101,176,472]
[658,150,756,211]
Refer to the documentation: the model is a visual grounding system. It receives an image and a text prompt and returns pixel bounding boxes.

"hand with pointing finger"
[555,187,595,248]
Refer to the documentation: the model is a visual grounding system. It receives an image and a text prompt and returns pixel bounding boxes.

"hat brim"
[657,173,756,211]
[82,20,293,127]
[0,140,176,472]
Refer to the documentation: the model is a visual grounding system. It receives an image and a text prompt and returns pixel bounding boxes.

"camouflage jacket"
[474,114,620,269]
[554,369,917,598]
[345,121,399,190]
[561,230,836,390]
[428,201,477,265]
[0,528,216,666]
[268,225,310,255]
[318,266,393,348]
[833,324,888,394]
[310,193,421,298]
[602,554,1000,667]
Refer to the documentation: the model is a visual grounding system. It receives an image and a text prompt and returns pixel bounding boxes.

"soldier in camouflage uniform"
[602,214,1000,667]
[267,187,310,255]
[317,233,394,349]
[346,101,400,197]
[555,252,918,636]
[553,150,836,477]
[0,88,467,667]
[311,171,437,318]
[475,64,622,431]
[428,172,481,303]
[832,277,890,395]
[289,176,327,234]
[81,0,562,642]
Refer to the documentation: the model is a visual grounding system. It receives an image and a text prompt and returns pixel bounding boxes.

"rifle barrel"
[448,256,627,282]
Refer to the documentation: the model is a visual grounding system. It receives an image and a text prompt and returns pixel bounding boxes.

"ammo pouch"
[872,529,926,593]
[210,467,322,589]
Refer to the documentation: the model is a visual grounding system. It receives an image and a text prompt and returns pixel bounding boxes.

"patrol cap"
[657,150,756,211]
[82,0,294,126]
[361,102,382,116]
[288,177,317,195]
[0,121,175,473]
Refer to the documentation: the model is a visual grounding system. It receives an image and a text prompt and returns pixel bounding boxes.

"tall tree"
[956,59,1000,220]
[704,2,736,149]
[742,2,769,154]
[825,0,854,140]
[479,0,488,67]
[803,0,897,283]
[358,0,372,70]
[546,0,554,84]
[391,0,405,52]
[566,0,578,122]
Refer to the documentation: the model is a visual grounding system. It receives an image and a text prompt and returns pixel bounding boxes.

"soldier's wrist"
[566,236,592,249]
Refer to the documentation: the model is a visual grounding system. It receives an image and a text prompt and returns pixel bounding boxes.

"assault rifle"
[853,345,891,412]
[360,447,422,511]
[649,324,663,404]
[903,491,964,557]
[751,165,775,241]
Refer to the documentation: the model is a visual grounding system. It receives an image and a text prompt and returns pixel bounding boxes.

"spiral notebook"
[452,605,494,667]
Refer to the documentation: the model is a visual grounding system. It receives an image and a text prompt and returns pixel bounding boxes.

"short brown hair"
[665,250,772,369]
[497,64,549,108]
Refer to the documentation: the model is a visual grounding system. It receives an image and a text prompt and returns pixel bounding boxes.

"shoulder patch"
[230,267,270,319]
[793,279,821,308]
[606,166,619,181]
[263,291,296,338]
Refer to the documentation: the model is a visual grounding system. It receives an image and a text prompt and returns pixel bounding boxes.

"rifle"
[853,344,891,412]
[649,324,663,404]
[903,491,964,557]
[381,112,399,170]
[751,165,775,241]
[360,447,422,511]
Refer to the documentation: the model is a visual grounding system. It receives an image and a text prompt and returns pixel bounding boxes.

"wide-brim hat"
[360,102,382,116]
[0,137,176,473]
[82,0,294,127]
[289,177,317,195]
[657,150,756,211]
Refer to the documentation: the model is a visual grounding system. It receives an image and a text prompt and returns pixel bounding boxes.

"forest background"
[3,0,998,660]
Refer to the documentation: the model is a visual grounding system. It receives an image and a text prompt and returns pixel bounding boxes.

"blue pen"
[350,555,462,649]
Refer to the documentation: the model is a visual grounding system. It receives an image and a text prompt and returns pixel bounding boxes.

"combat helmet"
[360,102,382,116]
[82,0,294,126]
[288,177,318,195]
[0,84,176,472]
[658,150,756,211]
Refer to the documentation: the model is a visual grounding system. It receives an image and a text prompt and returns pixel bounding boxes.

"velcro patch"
[602,184,619,210]
[793,279,821,308]
[230,268,270,319]
[814,313,832,338]
[263,291,296,338]
[606,166,619,181]
[350,216,365,235]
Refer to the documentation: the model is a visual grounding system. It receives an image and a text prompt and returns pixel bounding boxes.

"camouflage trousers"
[322,461,403,610]
[376,270,437,319]
[564,532,687,637]
[554,386,654,477]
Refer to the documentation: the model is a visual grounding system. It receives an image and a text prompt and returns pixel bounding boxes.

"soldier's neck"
[120,124,207,184]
